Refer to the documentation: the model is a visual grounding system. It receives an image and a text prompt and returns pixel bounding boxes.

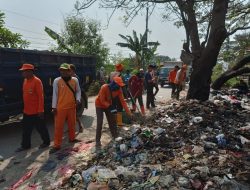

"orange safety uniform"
[174,70,186,85]
[168,69,178,84]
[95,84,131,115]
[52,77,81,148]
[23,76,44,115]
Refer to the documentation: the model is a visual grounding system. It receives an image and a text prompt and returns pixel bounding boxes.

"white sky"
[0,0,185,59]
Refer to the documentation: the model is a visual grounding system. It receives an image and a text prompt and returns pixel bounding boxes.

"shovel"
[127,89,143,117]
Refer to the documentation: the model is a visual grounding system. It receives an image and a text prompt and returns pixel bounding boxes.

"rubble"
[61,98,250,189]
[48,90,250,189]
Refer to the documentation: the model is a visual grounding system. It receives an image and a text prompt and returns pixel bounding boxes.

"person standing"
[124,69,131,87]
[168,65,180,98]
[109,63,128,126]
[16,64,50,152]
[97,66,106,85]
[151,65,159,98]
[174,64,187,100]
[128,71,145,115]
[69,64,84,133]
[95,77,132,147]
[145,65,155,109]
[50,63,81,153]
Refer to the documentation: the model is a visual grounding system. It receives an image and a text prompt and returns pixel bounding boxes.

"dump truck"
[0,48,96,122]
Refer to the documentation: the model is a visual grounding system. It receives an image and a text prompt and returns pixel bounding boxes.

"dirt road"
[0,86,173,189]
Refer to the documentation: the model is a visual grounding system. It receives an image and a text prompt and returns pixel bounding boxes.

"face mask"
[109,81,120,91]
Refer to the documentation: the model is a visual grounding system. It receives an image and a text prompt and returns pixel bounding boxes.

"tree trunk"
[187,54,216,101]
[187,0,228,100]
[212,55,250,90]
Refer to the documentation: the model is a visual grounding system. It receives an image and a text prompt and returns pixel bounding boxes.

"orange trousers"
[54,107,76,148]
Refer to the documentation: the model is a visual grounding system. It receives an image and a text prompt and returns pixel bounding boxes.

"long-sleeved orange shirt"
[95,84,131,115]
[23,76,44,115]
[168,69,177,83]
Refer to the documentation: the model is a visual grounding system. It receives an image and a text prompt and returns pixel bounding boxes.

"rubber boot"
[116,112,123,126]
[140,106,145,115]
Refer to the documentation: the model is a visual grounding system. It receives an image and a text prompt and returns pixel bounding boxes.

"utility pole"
[143,2,149,70]
[145,3,149,46]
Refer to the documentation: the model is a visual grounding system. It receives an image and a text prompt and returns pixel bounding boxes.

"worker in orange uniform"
[16,64,50,152]
[109,63,128,126]
[95,77,132,148]
[50,63,81,153]
[168,65,180,98]
[174,64,187,100]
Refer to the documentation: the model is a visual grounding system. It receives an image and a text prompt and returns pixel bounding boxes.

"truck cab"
[158,67,171,87]
[0,48,96,122]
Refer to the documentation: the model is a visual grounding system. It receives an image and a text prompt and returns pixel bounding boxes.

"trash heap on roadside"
[66,95,250,190]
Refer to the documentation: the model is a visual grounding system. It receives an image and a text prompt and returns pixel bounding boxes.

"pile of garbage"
[67,99,250,190]
[211,89,250,110]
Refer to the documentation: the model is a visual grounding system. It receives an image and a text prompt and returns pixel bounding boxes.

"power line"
[6,25,49,37]
[23,36,52,41]
[2,9,60,26]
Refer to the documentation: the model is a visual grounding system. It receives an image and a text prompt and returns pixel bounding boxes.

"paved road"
[0,85,172,188]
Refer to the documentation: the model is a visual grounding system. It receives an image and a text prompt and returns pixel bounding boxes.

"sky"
[0,0,185,60]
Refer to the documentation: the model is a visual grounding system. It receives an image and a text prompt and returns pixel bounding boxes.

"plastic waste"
[178,177,189,187]
[70,173,82,187]
[216,134,227,147]
[239,135,250,144]
[119,144,128,152]
[192,116,203,123]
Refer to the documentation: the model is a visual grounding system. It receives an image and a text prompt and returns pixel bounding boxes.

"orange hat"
[19,64,35,71]
[113,77,125,87]
[115,63,124,72]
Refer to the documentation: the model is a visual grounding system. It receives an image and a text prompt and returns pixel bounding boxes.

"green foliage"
[212,63,239,88]
[87,81,101,96]
[212,64,223,82]
[224,78,239,88]
[117,30,160,68]
[0,11,29,48]
[219,32,250,66]
[45,15,109,68]
[234,32,250,58]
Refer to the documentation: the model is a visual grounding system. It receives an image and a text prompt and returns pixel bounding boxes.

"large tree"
[75,0,250,101]
[117,30,159,68]
[0,11,29,48]
[45,15,109,68]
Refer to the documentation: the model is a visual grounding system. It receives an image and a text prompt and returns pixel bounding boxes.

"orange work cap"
[115,63,124,72]
[19,64,35,71]
[113,77,125,87]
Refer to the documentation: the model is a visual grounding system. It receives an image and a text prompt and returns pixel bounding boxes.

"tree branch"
[227,26,250,37]
[212,67,250,90]
[75,0,97,10]
[212,55,250,90]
